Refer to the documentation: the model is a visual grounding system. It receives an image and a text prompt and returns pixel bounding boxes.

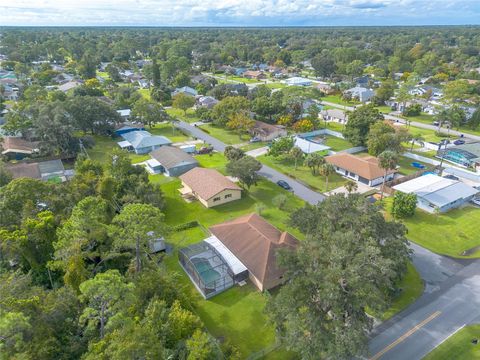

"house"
[179,167,242,207]
[325,153,397,186]
[315,82,334,94]
[57,80,82,93]
[283,77,312,86]
[172,86,198,97]
[178,213,298,298]
[320,109,348,123]
[250,121,287,142]
[118,131,172,154]
[437,142,480,169]
[393,174,478,213]
[209,213,299,291]
[117,109,131,120]
[344,87,374,102]
[234,67,247,76]
[7,159,68,182]
[0,137,40,160]
[147,146,198,176]
[243,70,266,80]
[195,95,219,109]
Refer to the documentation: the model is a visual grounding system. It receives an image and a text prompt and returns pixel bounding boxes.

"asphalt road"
[174,120,326,205]
[321,100,480,141]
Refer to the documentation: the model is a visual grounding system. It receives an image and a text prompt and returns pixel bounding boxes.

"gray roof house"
[344,87,374,102]
[118,131,172,154]
[7,159,68,182]
[172,86,198,97]
[147,146,199,177]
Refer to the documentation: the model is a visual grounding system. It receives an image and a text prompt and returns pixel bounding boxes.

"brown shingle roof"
[325,153,396,180]
[6,163,41,179]
[209,213,298,289]
[252,121,284,136]
[180,167,241,200]
[1,137,40,154]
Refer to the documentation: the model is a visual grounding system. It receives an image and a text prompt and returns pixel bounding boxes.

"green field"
[424,324,480,359]
[258,154,347,193]
[322,94,360,107]
[199,124,249,145]
[385,199,480,258]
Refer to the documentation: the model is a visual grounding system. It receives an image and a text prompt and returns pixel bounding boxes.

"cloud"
[0,0,479,26]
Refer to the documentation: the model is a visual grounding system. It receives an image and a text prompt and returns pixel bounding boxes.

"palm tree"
[320,163,335,192]
[289,146,304,170]
[410,133,425,151]
[305,152,325,175]
[344,180,358,194]
[378,150,399,201]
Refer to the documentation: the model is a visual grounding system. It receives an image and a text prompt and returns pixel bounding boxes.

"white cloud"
[0,0,478,26]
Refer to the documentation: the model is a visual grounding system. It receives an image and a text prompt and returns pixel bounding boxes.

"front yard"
[199,123,249,145]
[423,324,480,359]
[385,199,480,258]
[258,154,347,193]
[166,107,201,123]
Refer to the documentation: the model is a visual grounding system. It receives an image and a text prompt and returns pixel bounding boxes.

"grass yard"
[199,124,249,145]
[258,154,347,193]
[96,71,110,80]
[424,324,480,359]
[322,94,360,107]
[228,76,263,84]
[396,156,433,175]
[240,141,269,152]
[376,105,393,114]
[323,121,345,133]
[380,262,423,320]
[384,198,480,258]
[265,82,288,89]
[149,122,191,143]
[406,124,454,143]
[166,107,201,123]
[324,135,353,151]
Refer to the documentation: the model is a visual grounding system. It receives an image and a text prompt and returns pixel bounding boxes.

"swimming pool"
[191,258,221,285]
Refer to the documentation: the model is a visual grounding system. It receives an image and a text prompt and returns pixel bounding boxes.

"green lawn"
[376,105,393,114]
[385,199,480,258]
[265,82,288,89]
[199,124,249,145]
[380,262,423,320]
[149,122,191,143]
[322,94,360,107]
[424,324,480,360]
[228,76,262,84]
[396,156,434,175]
[258,154,347,193]
[324,135,353,151]
[166,107,200,123]
[96,71,110,80]
[240,141,269,152]
[405,112,480,138]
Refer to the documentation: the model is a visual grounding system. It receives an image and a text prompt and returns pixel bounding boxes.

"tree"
[172,93,195,116]
[132,98,170,128]
[292,119,314,133]
[304,152,325,175]
[67,96,121,135]
[268,136,294,158]
[272,194,288,210]
[226,112,255,138]
[443,80,469,103]
[373,79,395,105]
[367,121,409,156]
[267,194,410,359]
[0,160,12,187]
[226,156,262,190]
[224,146,245,162]
[210,96,250,127]
[391,192,417,218]
[151,60,161,87]
[111,203,167,273]
[343,105,384,146]
[378,150,398,200]
[105,64,121,82]
[311,54,335,77]
[344,180,358,194]
[410,133,425,151]
[288,146,304,170]
[186,329,218,360]
[79,270,135,339]
[319,163,335,191]
[469,107,480,130]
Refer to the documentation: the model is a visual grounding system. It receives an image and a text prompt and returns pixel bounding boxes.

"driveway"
[175,120,325,205]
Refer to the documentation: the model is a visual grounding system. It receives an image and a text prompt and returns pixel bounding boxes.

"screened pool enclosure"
[178,236,248,299]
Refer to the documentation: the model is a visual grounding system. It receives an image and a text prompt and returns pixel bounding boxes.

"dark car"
[197,146,213,154]
[453,139,465,146]
[277,180,292,190]
[443,174,459,181]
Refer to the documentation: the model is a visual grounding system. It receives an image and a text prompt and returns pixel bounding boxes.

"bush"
[403,104,422,117]
[391,192,417,218]
[172,221,199,231]
[272,194,288,210]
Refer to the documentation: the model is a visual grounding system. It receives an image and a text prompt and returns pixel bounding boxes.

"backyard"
[324,135,353,151]
[385,199,480,258]
[321,94,360,107]
[423,324,480,359]
[258,154,347,193]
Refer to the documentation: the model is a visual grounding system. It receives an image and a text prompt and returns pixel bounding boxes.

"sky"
[0,0,479,27]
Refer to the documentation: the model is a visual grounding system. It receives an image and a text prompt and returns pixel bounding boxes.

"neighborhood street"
[321,100,480,142]
[174,120,326,205]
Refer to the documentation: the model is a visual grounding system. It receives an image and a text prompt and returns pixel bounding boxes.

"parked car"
[276,180,292,190]
[454,139,465,145]
[471,198,480,206]
[249,137,261,143]
[444,174,459,181]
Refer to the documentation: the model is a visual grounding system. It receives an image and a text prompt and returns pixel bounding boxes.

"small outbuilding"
[148,146,198,176]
